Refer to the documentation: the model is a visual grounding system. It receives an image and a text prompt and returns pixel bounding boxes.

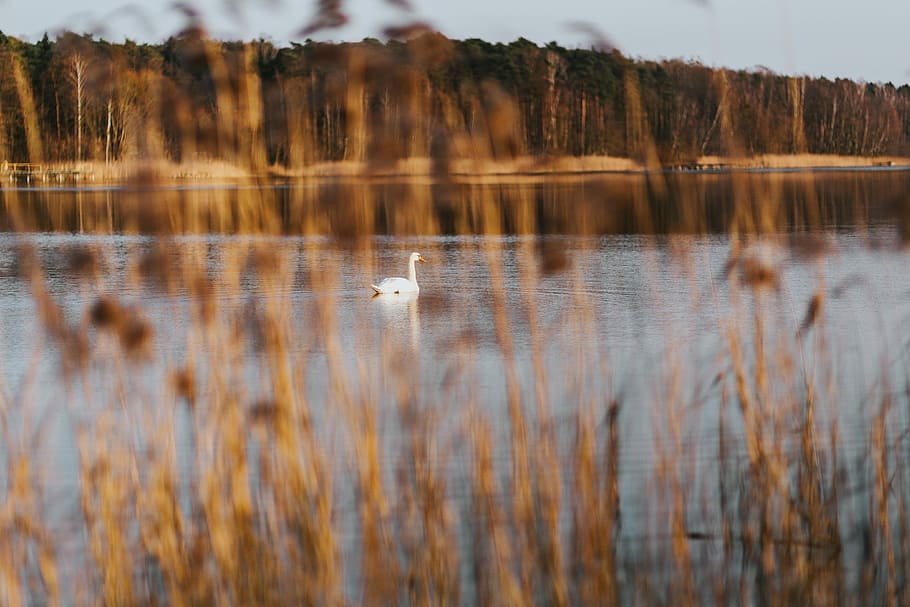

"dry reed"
[0,12,907,607]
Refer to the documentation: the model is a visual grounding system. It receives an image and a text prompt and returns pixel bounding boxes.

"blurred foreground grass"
[2,10,910,606]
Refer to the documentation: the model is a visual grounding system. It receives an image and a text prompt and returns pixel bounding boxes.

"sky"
[3,0,910,86]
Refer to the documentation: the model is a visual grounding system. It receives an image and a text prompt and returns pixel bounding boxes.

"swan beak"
[417,255,426,263]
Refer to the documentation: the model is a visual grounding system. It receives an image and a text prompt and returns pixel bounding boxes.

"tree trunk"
[69,53,88,163]
[105,97,112,165]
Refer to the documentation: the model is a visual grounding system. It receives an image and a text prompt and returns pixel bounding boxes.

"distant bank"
[3,34,910,179]
[17,154,903,185]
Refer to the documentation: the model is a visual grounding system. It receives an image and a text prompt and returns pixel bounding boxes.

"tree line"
[1,30,909,167]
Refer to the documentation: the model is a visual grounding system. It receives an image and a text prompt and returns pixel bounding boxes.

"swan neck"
[408,257,418,284]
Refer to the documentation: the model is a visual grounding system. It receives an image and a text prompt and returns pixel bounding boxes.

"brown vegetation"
[0,12,909,607]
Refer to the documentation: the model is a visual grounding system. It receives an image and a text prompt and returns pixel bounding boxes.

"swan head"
[410,252,426,263]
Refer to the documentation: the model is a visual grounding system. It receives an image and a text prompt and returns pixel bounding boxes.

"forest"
[1,29,909,168]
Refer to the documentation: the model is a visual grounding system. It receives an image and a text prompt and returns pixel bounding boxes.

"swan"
[371,252,426,295]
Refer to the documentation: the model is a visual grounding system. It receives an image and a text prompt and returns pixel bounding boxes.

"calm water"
[2,171,910,599]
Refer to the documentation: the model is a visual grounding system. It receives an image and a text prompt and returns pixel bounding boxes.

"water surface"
[2,171,909,601]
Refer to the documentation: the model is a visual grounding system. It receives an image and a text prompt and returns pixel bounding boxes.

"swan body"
[371,252,425,295]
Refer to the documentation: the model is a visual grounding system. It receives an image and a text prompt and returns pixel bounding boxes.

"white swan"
[371,252,426,295]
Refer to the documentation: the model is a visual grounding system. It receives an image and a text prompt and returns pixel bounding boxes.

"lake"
[1,169,909,604]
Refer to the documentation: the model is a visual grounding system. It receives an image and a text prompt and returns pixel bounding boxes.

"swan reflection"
[372,290,421,350]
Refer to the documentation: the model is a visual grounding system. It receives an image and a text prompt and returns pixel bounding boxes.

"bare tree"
[68,53,88,162]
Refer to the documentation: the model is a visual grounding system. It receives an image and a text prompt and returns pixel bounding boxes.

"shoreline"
[268,154,910,180]
[5,154,910,185]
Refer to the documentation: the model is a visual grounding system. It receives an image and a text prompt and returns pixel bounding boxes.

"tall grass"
[1,10,910,606]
